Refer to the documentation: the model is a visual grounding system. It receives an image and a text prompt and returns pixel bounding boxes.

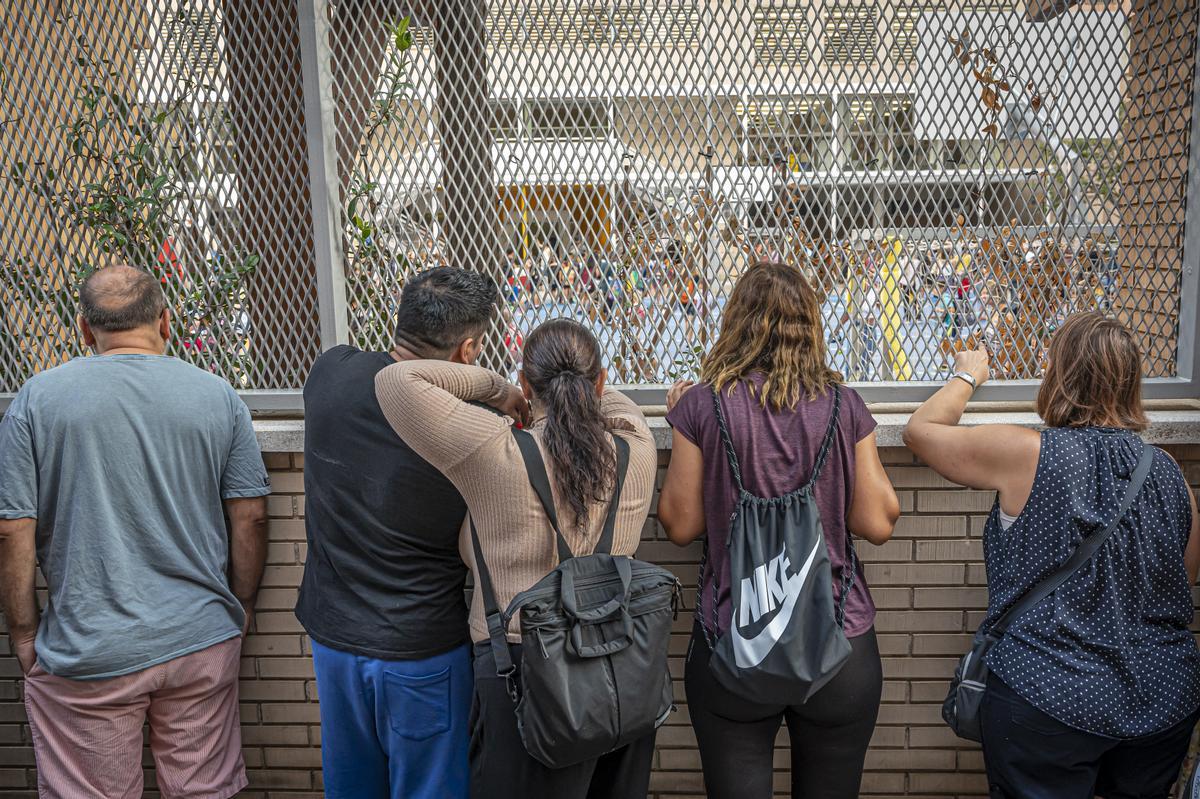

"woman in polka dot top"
[904,312,1200,798]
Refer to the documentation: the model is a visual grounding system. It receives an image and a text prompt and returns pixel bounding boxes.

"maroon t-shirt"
[666,377,878,638]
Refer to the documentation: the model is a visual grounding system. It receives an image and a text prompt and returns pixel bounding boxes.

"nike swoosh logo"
[730,537,821,669]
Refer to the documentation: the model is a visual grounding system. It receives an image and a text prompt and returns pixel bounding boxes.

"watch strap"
[951,372,977,391]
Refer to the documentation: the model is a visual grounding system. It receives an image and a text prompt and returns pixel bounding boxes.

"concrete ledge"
[254,410,1200,452]
[254,419,306,453]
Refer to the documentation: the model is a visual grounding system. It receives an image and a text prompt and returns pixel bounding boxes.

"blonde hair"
[700,261,840,409]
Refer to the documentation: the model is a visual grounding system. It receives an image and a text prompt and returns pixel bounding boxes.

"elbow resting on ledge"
[899,421,923,459]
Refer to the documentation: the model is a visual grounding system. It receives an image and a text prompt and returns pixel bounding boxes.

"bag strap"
[710,388,746,494]
[804,385,842,491]
[512,427,574,564]
[815,386,853,628]
[990,443,1156,639]
[595,435,632,555]
[469,517,517,680]
[835,527,857,630]
[469,427,572,687]
[512,426,633,560]
[712,384,843,495]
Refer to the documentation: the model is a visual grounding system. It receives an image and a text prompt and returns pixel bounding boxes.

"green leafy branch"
[344,17,419,348]
[345,17,414,261]
[2,14,260,377]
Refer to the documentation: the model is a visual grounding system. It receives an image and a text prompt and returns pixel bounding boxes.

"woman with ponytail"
[374,318,659,799]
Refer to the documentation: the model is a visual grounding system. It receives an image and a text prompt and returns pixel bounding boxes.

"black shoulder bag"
[943,444,1156,742]
[470,427,680,769]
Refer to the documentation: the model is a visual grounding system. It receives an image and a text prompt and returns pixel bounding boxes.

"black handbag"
[943,444,1156,742]
[470,427,680,768]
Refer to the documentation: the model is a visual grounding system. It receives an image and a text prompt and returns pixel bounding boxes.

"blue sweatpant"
[312,639,472,799]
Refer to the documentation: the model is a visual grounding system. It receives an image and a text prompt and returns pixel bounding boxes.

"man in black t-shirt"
[295,267,500,799]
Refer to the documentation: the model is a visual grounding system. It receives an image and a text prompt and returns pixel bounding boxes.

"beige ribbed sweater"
[374,360,657,643]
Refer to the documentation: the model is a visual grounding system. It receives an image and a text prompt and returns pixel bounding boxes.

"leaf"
[393,17,412,51]
[973,66,995,85]
[958,51,970,66]
[998,79,1011,92]
[1026,79,1036,92]
[982,47,998,63]
[983,123,999,138]
[982,87,1002,112]
[1030,93,1043,112]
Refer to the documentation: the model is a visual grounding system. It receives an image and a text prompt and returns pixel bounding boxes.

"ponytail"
[522,319,615,527]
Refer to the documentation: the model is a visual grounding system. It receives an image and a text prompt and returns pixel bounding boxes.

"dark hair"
[78,266,167,332]
[522,319,613,527]
[394,267,498,355]
[1036,312,1148,431]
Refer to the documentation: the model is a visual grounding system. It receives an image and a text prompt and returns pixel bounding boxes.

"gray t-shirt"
[0,354,270,679]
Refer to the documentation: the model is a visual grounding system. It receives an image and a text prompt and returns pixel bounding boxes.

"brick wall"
[1,442,1198,797]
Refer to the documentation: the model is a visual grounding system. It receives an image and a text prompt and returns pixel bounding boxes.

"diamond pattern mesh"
[0,1,1196,394]
[0,1,321,392]
[329,0,1197,384]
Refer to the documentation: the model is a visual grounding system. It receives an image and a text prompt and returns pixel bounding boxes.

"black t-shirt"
[295,345,470,660]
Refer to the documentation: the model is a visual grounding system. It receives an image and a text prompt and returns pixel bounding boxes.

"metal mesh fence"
[330,0,1196,385]
[0,1,321,392]
[0,1,1197,396]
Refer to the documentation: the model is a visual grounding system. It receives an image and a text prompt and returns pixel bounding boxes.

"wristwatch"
[951,371,978,392]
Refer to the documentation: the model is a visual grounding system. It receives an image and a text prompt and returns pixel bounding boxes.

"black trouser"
[468,641,657,799]
[684,622,882,799]
[981,673,1200,799]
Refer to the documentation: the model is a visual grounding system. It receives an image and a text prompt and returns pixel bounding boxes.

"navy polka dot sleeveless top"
[982,427,1200,738]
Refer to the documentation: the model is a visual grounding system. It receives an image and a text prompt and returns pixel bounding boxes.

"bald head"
[78,266,167,333]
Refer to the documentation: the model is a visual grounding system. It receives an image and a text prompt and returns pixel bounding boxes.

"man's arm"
[225,497,267,636]
[0,518,38,674]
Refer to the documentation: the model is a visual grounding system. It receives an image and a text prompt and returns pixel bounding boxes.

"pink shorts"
[24,637,247,799]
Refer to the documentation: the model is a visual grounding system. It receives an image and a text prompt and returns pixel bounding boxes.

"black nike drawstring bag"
[701,384,855,703]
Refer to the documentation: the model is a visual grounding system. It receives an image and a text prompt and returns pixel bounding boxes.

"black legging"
[684,622,882,799]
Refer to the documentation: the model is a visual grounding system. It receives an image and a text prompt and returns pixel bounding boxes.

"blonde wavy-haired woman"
[658,261,900,799]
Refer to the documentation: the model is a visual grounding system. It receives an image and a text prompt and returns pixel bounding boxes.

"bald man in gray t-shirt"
[0,265,269,798]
